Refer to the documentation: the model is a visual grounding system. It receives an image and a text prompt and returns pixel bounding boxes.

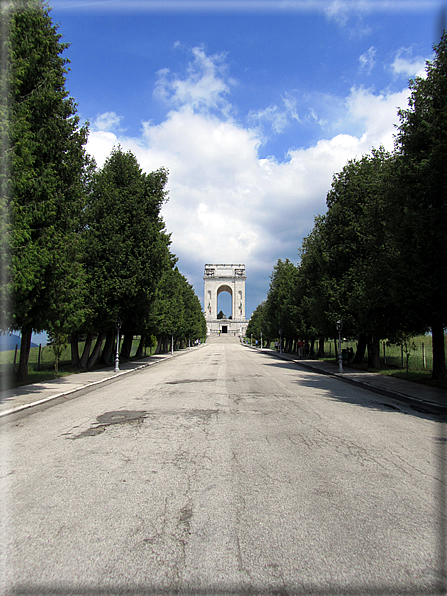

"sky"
[49,0,446,321]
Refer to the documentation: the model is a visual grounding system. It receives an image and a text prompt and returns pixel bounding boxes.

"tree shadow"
[260,354,442,422]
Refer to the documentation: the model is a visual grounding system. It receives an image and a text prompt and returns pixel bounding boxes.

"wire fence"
[322,335,441,371]
[259,334,445,372]
[0,337,145,377]
[2,334,446,377]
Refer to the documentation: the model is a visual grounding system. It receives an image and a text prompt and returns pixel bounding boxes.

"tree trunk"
[334,337,338,361]
[310,338,315,357]
[87,333,105,370]
[100,332,115,365]
[79,332,93,369]
[317,336,325,358]
[155,338,162,354]
[120,333,133,359]
[353,334,367,364]
[135,336,145,359]
[71,332,80,368]
[367,335,381,369]
[432,321,447,380]
[17,326,32,382]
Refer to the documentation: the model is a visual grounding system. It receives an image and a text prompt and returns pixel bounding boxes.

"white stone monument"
[203,264,248,336]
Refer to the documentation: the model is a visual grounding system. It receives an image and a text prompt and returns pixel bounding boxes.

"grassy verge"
[1,339,156,391]
[320,358,447,390]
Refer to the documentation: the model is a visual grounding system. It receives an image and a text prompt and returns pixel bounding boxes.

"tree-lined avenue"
[0,337,441,595]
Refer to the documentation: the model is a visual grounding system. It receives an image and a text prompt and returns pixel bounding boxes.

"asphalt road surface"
[0,336,444,595]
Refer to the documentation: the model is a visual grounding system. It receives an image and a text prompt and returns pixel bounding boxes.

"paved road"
[0,336,443,595]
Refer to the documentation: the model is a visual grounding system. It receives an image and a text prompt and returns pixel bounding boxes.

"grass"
[338,363,447,390]
[0,337,155,391]
[319,334,447,390]
[261,335,447,390]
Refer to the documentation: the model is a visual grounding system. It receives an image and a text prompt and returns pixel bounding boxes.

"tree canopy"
[249,32,447,378]
[4,0,89,380]
[2,2,205,379]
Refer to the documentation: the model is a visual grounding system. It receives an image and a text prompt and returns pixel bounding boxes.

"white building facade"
[203,264,248,336]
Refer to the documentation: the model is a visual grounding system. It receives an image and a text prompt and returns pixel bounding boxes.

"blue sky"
[49,0,445,321]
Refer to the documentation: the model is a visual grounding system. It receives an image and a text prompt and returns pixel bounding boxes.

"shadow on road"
[259,354,441,421]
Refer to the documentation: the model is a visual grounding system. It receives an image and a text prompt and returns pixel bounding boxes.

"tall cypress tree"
[4,0,88,381]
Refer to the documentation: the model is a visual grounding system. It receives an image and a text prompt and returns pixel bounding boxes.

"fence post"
[422,342,426,369]
[37,344,42,371]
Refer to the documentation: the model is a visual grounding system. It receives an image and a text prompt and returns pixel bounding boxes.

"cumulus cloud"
[87,130,120,166]
[391,47,428,79]
[345,85,410,148]
[86,47,413,315]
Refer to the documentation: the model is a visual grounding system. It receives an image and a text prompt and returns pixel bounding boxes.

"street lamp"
[279,329,282,355]
[336,320,343,373]
[250,333,253,347]
[114,317,122,372]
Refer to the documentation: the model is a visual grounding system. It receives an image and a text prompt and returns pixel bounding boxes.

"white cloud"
[359,46,376,74]
[87,130,120,166]
[248,93,301,139]
[391,47,428,78]
[345,86,409,148]
[92,111,123,131]
[324,0,349,26]
[85,48,412,315]
[154,45,234,117]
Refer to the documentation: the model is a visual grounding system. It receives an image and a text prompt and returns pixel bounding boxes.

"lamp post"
[279,329,282,355]
[114,317,122,372]
[250,333,252,347]
[336,320,343,373]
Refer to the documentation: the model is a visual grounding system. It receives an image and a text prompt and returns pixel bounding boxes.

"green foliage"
[1,2,207,378]
[148,267,206,346]
[48,330,68,374]
[296,216,332,340]
[252,35,447,375]
[83,147,173,339]
[264,259,299,345]
[245,302,267,341]
[4,0,89,380]
[393,31,447,378]
[322,149,407,344]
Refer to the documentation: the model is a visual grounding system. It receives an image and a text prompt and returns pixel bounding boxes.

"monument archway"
[217,284,233,318]
[204,264,248,336]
